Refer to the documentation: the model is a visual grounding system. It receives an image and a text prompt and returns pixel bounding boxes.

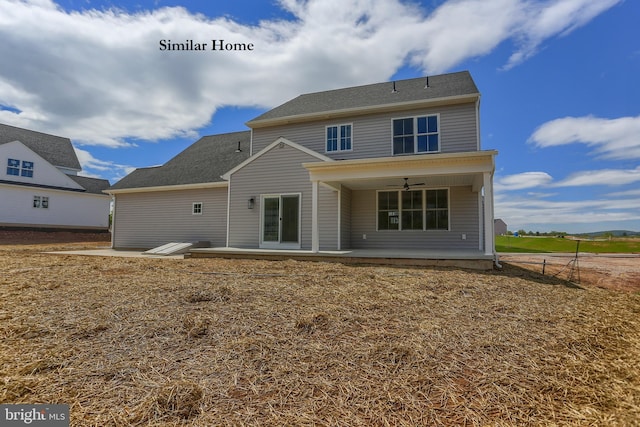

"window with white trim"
[392,115,439,155]
[7,158,34,177]
[326,124,352,152]
[192,202,203,215]
[377,189,449,231]
[32,196,49,209]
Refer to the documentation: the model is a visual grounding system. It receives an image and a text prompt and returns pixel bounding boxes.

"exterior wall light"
[248,197,255,209]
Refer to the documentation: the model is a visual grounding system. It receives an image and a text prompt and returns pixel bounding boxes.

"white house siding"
[0,141,84,190]
[251,102,478,158]
[228,143,334,250]
[0,184,110,229]
[112,187,227,249]
[348,186,479,250]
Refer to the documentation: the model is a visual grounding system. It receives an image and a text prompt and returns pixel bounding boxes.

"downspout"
[494,253,502,269]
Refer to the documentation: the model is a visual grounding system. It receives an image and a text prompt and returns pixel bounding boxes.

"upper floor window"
[326,124,352,152]
[392,115,439,155]
[7,158,34,178]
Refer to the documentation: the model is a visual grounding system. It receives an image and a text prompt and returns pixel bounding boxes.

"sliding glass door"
[261,194,300,248]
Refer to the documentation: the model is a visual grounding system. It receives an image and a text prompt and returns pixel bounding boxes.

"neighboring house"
[107,71,497,258]
[494,219,508,236]
[0,123,111,230]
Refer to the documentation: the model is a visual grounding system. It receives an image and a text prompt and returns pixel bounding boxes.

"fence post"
[542,259,546,275]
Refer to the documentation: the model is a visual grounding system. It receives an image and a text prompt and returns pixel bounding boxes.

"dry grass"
[1,241,639,426]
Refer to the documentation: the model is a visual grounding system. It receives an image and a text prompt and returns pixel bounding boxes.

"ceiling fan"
[388,177,426,191]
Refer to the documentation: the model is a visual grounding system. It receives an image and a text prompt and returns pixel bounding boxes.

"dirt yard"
[499,253,640,293]
[1,231,639,426]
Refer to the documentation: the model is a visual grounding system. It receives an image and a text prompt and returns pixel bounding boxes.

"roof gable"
[109,131,251,190]
[0,140,86,190]
[222,137,333,180]
[0,123,81,170]
[247,71,479,127]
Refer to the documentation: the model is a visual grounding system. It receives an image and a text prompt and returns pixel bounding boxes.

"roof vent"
[424,76,430,89]
[391,81,398,93]
[235,141,242,152]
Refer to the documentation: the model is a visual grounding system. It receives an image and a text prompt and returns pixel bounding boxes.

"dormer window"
[7,158,20,176]
[326,124,352,152]
[392,114,439,155]
[6,158,34,178]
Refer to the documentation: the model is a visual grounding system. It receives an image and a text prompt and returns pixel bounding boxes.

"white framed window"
[377,189,449,231]
[192,202,203,215]
[6,158,34,177]
[326,124,352,152]
[32,196,49,209]
[392,114,439,155]
[21,161,34,177]
[7,158,20,176]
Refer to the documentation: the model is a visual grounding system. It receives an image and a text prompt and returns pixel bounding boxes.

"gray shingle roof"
[109,131,251,190]
[247,71,479,126]
[0,123,82,170]
[68,175,111,194]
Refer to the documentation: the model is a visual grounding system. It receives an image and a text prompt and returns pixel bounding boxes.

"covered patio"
[304,150,498,255]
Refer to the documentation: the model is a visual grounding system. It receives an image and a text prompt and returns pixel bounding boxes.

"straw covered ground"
[1,237,639,426]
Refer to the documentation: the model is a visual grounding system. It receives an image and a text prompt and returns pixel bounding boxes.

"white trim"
[222,137,334,180]
[390,113,441,156]
[475,97,481,151]
[375,188,451,232]
[325,123,354,153]
[225,177,231,248]
[246,93,480,128]
[259,193,302,250]
[104,181,228,195]
[337,184,342,251]
[311,181,319,252]
[192,202,203,215]
[304,150,497,183]
[483,172,495,255]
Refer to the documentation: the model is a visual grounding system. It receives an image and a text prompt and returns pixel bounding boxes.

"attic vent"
[424,76,430,88]
[391,81,398,93]
[235,141,242,152]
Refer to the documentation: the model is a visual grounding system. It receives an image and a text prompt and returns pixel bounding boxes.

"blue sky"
[0,0,638,233]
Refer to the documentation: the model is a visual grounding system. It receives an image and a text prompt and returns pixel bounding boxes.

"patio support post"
[483,171,495,256]
[311,180,319,253]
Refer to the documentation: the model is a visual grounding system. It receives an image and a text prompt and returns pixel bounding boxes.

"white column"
[483,172,495,256]
[311,180,319,253]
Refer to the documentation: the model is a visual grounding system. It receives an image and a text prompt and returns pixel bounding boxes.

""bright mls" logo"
[1,405,69,426]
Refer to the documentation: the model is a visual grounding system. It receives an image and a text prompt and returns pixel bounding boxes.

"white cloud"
[0,0,620,148]
[495,171,553,191]
[555,167,640,187]
[528,115,640,160]
[503,0,622,69]
[495,196,640,228]
[74,147,134,182]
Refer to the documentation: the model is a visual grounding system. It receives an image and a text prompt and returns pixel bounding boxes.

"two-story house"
[0,123,111,230]
[107,71,497,265]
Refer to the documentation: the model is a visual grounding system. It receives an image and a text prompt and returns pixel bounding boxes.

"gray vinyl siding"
[113,187,227,249]
[318,185,339,251]
[228,143,334,250]
[251,102,478,158]
[349,186,479,250]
